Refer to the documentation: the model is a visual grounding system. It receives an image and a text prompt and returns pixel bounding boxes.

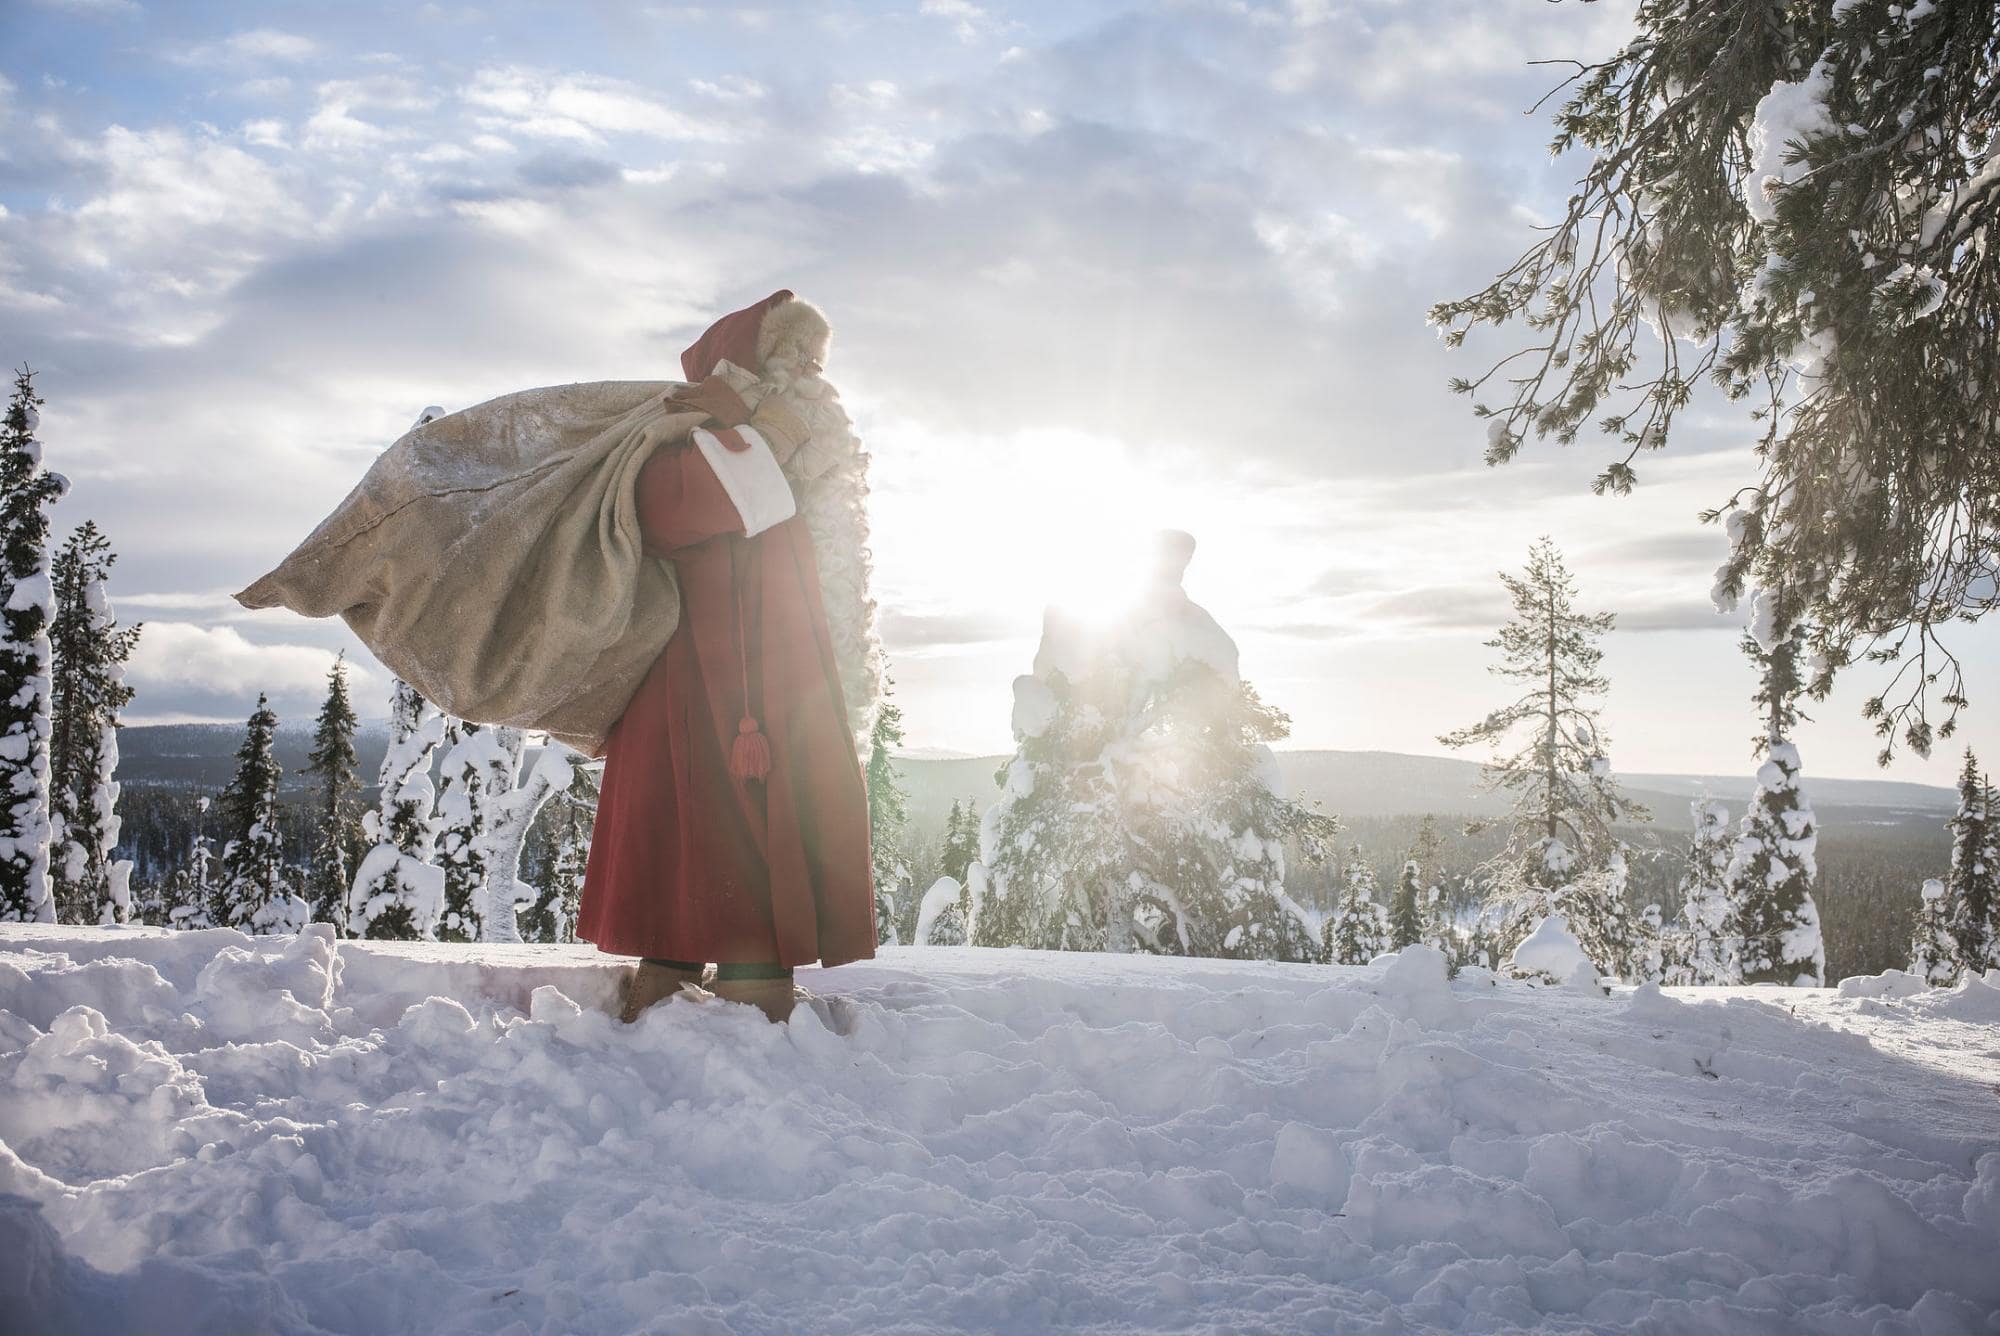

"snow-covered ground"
[3,925,1998,1335]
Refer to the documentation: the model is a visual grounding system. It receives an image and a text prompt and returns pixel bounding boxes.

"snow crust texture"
[2,925,1997,1334]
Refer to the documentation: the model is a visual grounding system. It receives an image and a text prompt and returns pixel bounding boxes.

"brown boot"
[618,959,708,1023]
[708,974,797,1023]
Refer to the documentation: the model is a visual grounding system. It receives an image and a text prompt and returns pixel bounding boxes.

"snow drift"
[2,924,1997,1334]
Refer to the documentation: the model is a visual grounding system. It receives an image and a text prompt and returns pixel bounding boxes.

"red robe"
[576,427,877,967]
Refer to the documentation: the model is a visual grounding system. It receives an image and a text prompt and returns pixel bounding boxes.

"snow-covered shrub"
[1669,798,1739,985]
[348,679,446,940]
[969,533,1336,961]
[1727,738,1824,986]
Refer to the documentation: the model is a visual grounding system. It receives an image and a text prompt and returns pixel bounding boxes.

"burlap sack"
[237,291,881,763]
[236,368,853,760]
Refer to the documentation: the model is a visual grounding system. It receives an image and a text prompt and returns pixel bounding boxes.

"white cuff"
[691,424,796,538]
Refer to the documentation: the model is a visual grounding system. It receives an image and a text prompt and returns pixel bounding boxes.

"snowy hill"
[891,747,1958,832]
[108,724,1956,821]
[4,925,1997,1333]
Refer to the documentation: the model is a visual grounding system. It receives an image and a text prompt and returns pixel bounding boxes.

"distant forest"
[112,724,1952,980]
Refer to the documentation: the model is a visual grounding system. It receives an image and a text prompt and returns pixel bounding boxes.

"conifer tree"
[1388,857,1425,953]
[913,875,970,946]
[1939,749,1998,978]
[866,684,911,946]
[970,532,1335,960]
[1438,538,1650,966]
[299,653,363,931]
[517,756,598,944]
[1726,618,1825,986]
[1671,798,1740,985]
[1433,2,2000,760]
[432,719,495,942]
[432,721,571,942]
[47,520,138,924]
[481,734,574,944]
[348,678,446,940]
[1587,848,1658,983]
[214,693,303,931]
[0,369,68,922]
[1324,847,1392,965]
[1909,878,1957,987]
[939,798,979,885]
[165,795,216,929]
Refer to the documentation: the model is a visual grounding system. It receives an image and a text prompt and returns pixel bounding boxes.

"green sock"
[713,961,792,981]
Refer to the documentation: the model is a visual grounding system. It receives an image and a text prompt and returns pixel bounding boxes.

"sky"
[2,0,1994,788]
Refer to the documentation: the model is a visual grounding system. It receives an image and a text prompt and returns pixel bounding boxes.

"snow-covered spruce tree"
[866,683,911,946]
[1389,858,1425,953]
[347,678,446,939]
[213,693,305,932]
[1425,880,1467,964]
[1438,537,1651,974]
[1940,748,1998,977]
[1433,2,2000,763]
[0,369,68,922]
[1671,798,1741,985]
[164,795,215,929]
[939,798,979,886]
[482,736,576,944]
[969,532,1336,960]
[1726,618,1824,987]
[913,874,970,946]
[1324,847,1393,965]
[432,721,574,942]
[1594,847,1660,983]
[1389,815,1444,952]
[517,758,597,944]
[431,718,493,942]
[299,652,363,931]
[1909,878,1957,987]
[47,520,138,925]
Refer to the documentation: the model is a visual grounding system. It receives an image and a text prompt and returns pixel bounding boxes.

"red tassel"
[730,716,771,781]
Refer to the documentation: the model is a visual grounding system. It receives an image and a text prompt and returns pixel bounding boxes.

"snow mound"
[1505,912,1601,987]
[1837,968,1932,1000]
[3,924,1998,1333]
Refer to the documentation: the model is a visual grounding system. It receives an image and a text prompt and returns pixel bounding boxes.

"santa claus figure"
[237,289,879,1023]
[584,292,878,1023]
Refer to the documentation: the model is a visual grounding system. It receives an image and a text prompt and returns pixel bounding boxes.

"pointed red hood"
[681,290,794,381]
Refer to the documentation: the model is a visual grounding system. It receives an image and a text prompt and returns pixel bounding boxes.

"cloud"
[514,150,623,190]
[29,0,139,17]
[302,74,437,152]
[124,622,378,725]
[2,122,320,343]
[921,0,1002,44]
[877,607,1032,651]
[167,28,319,66]
[460,67,731,147]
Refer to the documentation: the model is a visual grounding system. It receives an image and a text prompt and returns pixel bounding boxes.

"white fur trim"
[692,425,796,537]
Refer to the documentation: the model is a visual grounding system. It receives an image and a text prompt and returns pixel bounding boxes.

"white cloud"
[169,28,319,66]
[460,68,729,147]
[127,622,373,703]
[225,29,318,62]
[17,123,320,342]
[920,0,997,43]
[302,75,437,153]
[29,0,139,16]
[240,118,288,148]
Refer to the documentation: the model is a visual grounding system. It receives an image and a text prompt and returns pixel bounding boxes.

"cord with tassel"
[728,537,771,782]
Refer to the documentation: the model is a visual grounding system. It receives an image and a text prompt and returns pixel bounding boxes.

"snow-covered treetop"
[1029,529,1239,693]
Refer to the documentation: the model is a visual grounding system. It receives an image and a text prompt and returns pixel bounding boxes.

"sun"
[866,418,1262,653]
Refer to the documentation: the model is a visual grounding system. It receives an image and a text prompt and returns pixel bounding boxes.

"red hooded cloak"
[575,294,877,967]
